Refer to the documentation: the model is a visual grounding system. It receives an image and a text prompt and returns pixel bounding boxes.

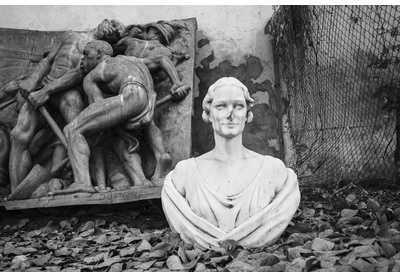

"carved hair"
[144,21,175,45]
[99,19,125,43]
[87,40,114,57]
[202,77,254,124]
[110,19,126,39]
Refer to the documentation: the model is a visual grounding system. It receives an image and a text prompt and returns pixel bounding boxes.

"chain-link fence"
[270,6,400,186]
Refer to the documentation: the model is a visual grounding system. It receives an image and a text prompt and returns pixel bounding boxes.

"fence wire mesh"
[270,5,400,186]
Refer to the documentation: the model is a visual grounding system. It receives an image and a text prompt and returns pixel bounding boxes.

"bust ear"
[246,111,253,123]
[202,111,211,124]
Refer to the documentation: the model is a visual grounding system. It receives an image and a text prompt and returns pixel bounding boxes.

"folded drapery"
[161,160,300,249]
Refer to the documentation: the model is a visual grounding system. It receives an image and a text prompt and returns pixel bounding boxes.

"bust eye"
[215,104,226,110]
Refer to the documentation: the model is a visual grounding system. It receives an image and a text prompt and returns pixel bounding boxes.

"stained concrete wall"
[0,5,284,160]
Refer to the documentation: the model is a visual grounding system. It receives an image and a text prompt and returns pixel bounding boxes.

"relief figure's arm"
[19,43,62,95]
[41,68,85,96]
[83,69,106,104]
[28,68,85,109]
[154,54,190,101]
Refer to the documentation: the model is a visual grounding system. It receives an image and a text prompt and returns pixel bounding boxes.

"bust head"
[202,77,254,139]
[202,77,254,123]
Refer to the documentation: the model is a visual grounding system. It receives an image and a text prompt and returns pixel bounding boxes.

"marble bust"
[161,77,300,249]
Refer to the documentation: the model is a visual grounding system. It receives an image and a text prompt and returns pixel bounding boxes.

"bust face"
[209,85,248,139]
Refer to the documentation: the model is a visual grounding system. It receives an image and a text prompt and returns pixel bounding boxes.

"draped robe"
[161,156,300,249]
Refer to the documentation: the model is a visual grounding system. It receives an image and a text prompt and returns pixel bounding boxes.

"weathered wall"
[0,5,282,160]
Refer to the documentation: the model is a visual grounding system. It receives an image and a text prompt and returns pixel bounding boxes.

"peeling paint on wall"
[193,52,281,158]
[252,91,270,106]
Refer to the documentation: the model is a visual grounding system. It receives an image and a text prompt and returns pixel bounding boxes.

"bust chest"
[196,157,264,196]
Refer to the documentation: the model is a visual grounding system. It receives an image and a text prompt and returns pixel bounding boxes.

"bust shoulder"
[263,155,291,193]
[263,155,286,170]
[171,158,192,196]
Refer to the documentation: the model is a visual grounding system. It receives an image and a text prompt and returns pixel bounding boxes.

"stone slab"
[2,187,161,210]
[0,17,197,208]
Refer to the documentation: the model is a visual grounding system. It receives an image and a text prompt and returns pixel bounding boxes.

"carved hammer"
[156,85,191,107]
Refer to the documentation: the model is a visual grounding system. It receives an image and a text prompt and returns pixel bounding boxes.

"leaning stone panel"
[0,17,197,209]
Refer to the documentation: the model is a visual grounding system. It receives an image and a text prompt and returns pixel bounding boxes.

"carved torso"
[123,38,173,59]
[92,56,154,96]
[47,32,94,79]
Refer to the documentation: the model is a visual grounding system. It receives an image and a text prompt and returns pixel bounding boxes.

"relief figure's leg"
[90,143,108,191]
[112,128,153,187]
[51,88,85,167]
[9,102,46,191]
[56,87,85,124]
[58,85,149,195]
[29,125,56,158]
[142,121,172,186]
[60,87,108,191]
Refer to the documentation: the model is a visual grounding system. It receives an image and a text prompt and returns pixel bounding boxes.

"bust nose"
[227,106,234,120]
